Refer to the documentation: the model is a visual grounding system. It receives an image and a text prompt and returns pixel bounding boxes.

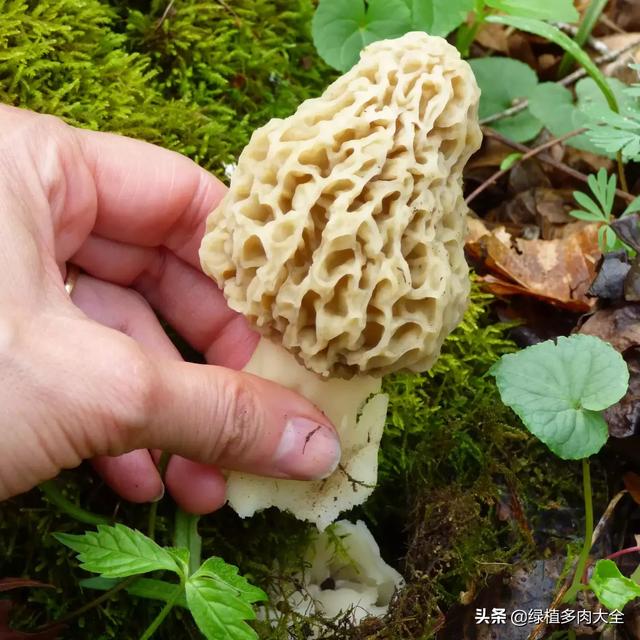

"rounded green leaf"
[590,559,640,611]
[312,0,412,72]
[491,335,629,459]
[469,57,542,142]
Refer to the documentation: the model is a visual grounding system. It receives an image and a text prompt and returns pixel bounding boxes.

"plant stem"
[563,458,594,603]
[558,0,610,77]
[465,127,586,205]
[39,480,111,526]
[606,545,640,561]
[148,451,171,540]
[138,586,181,640]
[37,576,137,631]
[456,0,486,56]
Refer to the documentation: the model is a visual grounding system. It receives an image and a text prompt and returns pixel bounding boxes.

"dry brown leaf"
[601,33,640,82]
[475,23,510,53]
[466,217,600,311]
[623,472,640,504]
[579,305,640,352]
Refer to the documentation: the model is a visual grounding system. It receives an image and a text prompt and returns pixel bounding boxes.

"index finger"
[75,127,227,268]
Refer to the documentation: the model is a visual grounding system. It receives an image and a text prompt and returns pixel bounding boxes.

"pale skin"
[0,105,341,513]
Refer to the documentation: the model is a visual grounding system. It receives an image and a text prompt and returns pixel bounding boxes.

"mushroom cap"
[200,32,482,378]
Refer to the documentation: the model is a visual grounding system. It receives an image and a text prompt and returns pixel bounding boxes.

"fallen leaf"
[611,214,640,253]
[466,217,600,311]
[579,304,640,353]
[0,601,63,640]
[625,261,640,301]
[601,33,640,82]
[624,471,640,504]
[587,251,630,301]
[603,348,640,438]
[580,308,640,438]
[475,22,510,53]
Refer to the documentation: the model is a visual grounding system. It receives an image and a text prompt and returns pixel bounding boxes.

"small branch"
[155,0,175,31]
[554,22,611,56]
[480,127,636,204]
[480,38,640,126]
[466,127,586,205]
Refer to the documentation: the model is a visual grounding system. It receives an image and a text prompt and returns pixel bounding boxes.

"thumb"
[108,345,342,481]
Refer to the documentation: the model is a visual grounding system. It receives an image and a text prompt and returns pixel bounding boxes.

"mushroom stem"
[224,337,389,530]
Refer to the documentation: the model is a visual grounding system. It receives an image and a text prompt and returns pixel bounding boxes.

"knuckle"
[212,375,263,462]
[106,341,160,449]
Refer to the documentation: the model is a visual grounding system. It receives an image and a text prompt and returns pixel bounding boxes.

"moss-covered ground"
[0,2,594,639]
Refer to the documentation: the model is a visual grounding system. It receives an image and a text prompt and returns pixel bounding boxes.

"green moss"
[0,0,334,174]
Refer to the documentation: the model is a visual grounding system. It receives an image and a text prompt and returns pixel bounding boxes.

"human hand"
[0,105,340,513]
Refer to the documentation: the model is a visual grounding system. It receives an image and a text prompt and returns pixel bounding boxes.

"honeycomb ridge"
[200,32,481,377]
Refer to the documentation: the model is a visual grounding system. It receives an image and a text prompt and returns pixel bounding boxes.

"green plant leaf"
[80,577,189,608]
[490,335,629,459]
[590,559,640,610]
[485,0,578,22]
[197,558,267,604]
[558,0,609,76]
[54,524,183,579]
[487,15,619,114]
[469,57,542,142]
[569,209,605,222]
[312,0,411,72]
[500,152,522,171]
[402,0,475,36]
[185,558,267,640]
[573,190,606,218]
[623,196,640,217]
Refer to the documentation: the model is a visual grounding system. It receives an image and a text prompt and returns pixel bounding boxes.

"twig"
[554,22,611,56]
[480,127,636,204]
[155,0,175,31]
[466,127,586,205]
[480,38,640,126]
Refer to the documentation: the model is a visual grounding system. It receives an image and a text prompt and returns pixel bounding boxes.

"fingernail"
[273,417,341,480]
[151,484,165,503]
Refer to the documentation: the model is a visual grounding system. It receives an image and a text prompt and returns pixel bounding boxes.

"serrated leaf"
[401,0,474,36]
[469,57,542,142]
[491,335,629,459]
[197,558,267,604]
[185,559,266,640]
[312,0,411,72]
[590,559,640,610]
[485,0,578,22]
[54,524,183,579]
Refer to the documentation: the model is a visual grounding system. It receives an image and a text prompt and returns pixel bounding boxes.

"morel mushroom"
[200,32,481,529]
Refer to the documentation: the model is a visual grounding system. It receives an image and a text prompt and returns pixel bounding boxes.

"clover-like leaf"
[54,524,184,579]
[491,334,629,459]
[590,559,640,610]
[185,558,267,640]
[469,57,542,142]
[402,0,474,37]
[312,0,411,72]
